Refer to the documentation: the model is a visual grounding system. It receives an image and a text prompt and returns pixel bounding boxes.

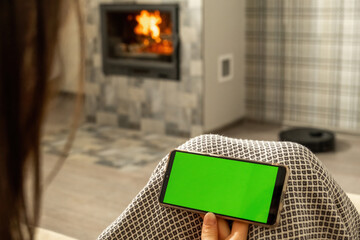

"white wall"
[203,0,245,131]
[58,3,81,93]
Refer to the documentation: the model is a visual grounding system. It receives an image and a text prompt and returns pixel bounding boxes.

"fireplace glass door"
[100,4,179,80]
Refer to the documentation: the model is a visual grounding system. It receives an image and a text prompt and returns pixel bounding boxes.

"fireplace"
[100,4,180,80]
[86,0,245,137]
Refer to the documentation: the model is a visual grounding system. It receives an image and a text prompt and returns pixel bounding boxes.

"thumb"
[201,212,218,240]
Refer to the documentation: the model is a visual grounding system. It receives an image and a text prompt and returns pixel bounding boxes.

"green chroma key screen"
[162,151,279,223]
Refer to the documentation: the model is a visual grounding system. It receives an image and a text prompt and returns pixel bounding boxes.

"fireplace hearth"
[100,4,179,80]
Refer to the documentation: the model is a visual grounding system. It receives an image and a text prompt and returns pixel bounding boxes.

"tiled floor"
[43,123,186,169]
[40,95,360,239]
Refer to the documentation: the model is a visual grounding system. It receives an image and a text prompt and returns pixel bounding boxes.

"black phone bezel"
[159,149,288,226]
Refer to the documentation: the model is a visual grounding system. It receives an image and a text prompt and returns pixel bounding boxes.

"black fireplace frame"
[100,3,180,80]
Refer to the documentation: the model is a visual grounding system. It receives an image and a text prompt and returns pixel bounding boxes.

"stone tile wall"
[85,0,203,137]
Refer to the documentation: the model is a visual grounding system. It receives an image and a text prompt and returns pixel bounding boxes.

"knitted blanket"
[98,134,360,239]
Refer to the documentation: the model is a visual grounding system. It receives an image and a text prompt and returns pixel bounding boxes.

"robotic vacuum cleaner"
[279,127,335,153]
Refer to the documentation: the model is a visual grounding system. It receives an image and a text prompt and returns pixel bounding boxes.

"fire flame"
[132,10,173,55]
[134,10,162,43]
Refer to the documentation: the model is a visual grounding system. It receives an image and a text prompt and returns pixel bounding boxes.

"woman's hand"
[201,212,249,240]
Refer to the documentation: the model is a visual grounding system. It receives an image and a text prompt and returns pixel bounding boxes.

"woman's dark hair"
[0,1,84,239]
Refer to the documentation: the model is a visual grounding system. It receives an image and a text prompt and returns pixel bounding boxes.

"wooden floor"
[40,153,158,239]
[217,121,360,195]
[40,96,360,239]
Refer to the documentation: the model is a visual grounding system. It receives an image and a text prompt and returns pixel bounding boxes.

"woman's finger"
[217,218,231,240]
[226,221,249,240]
[201,212,218,240]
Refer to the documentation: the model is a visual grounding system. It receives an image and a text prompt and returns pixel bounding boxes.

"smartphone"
[159,149,289,227]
